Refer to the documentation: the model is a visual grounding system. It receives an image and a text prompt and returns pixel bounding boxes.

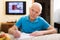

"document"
[15,33,34,40]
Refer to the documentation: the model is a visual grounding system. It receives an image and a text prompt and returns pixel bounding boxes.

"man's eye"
[36,12,38,13]
[32,9,34,11]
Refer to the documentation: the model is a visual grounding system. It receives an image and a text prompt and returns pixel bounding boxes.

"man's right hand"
[12,30,21,38]
[8,25,21,38]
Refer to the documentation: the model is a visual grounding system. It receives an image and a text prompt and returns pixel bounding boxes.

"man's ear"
[40,10,42,14]
[39,11,42,16]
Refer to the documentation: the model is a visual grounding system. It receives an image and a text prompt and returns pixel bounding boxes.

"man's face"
[29,5,41,20]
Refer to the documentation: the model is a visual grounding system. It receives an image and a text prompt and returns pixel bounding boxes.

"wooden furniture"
[1,22,15,33]
[54,23,60,33]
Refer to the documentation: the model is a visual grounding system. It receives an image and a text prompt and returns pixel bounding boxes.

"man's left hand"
[30,31,45,36]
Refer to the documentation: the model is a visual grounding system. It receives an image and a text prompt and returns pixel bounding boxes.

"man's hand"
[12,30,21,38]
[30,31,45,36]
[8,25,21,38]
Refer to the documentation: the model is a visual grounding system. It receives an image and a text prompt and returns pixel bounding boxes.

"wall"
[54,0,60,24]
[0,0,33,23]
[0,0,54,25]
[50,0,54,25]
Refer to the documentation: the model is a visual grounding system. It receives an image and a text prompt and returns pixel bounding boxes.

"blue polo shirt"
[15,16,50,33]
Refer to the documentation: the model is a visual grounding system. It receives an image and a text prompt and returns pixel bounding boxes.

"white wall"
[0,0,54,25]
[50,0,54,25]
[0,0,33,23]
[54,0,60,24]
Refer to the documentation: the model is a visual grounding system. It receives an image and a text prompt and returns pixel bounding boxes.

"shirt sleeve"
[41,18,50,30]
[15,17,22,28]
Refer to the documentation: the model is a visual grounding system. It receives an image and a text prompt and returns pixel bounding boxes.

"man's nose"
[33,11,36,14]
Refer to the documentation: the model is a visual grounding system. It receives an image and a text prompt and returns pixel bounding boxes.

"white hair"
[30,2,42,13]
[33,2,42,10]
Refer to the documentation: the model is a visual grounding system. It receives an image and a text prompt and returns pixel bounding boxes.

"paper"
[15,33,34,40]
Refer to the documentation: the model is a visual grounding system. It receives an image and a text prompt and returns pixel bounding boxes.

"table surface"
[9,33,60,40]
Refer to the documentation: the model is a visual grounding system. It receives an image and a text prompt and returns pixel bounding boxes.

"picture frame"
[6,1,26,15]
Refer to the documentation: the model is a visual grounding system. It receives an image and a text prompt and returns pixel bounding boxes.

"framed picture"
[6,1,26,15]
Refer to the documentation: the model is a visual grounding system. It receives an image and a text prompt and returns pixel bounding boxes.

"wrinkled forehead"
[31,4,41,12]
[32,4,40,9]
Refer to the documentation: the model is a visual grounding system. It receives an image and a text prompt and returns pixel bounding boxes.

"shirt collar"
[26,16,38,23]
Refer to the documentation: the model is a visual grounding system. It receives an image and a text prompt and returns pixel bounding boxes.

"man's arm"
[8,25,21,38]
[30,26,57,36]
[43,25,57,34]
[8,25,18,34]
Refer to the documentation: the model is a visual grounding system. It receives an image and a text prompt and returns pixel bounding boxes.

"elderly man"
[8,2,57,38]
